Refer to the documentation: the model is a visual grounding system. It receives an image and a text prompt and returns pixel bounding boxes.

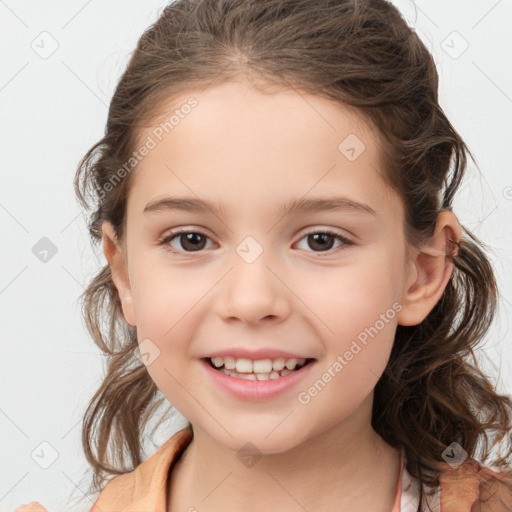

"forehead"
[137,79,372,149]
[127,80,400,221]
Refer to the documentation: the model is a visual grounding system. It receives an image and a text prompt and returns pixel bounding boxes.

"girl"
[16,0,512,510]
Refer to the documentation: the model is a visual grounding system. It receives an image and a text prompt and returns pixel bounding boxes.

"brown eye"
[160,230,214,253]
[177,232,207,251]
[306,233,336,251]
[296,230,353,253]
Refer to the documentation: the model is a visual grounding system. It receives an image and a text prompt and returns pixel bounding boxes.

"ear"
[396,210,462,326]
[101,221,137,327]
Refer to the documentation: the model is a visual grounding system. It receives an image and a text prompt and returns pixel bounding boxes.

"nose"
[216,250,292,326]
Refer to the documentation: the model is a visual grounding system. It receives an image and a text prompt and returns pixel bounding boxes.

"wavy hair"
[74,0,512,507]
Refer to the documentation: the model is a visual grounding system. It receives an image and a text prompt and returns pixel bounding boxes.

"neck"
[167,396,401,511]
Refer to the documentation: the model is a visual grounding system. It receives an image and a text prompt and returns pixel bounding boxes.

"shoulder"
[91,426,193,511]
[470,464,512,511]
[14,502,49,512]
[438,457,512,512]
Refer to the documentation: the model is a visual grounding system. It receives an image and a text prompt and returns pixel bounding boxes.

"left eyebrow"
[278,196,377,217]
[143,195,377,217]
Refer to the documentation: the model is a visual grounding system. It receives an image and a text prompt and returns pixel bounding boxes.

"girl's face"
[104,80,420,453]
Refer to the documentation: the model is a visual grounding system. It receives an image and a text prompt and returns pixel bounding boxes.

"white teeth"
[272,358,286,371]
[239,373,257,380]
[209,355,308,375]
[210,356,311,380]
[285,358,297,370]
[224,356,236,370]
[235,358,253,373]
[253,359,273,373]
[211,357,306,380]
[221,368,284,380]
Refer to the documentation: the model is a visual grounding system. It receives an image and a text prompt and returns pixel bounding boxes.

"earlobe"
[101,221,137,327]
[397,210,462,326]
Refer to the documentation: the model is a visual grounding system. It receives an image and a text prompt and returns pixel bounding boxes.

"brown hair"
[74,0,512,507]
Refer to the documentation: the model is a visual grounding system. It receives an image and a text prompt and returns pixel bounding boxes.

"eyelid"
[157,227,215,253]
[299,226,354,241]
[296,227,354,255]
[158,226,355,256]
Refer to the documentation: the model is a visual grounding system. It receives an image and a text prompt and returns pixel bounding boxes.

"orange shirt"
[16,428,512,511]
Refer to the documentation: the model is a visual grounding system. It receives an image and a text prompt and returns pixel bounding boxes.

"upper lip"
[201,348,314,360]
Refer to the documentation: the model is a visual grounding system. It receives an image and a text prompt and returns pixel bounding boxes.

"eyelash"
[157,228,354,256]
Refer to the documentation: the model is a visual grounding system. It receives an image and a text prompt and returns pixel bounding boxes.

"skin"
[102,79,462,511]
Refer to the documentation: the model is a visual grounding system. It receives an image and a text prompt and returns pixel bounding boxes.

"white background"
[1,1,511,511]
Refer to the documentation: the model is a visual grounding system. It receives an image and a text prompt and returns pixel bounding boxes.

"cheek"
[129,253,205,339]
[293,250,403,404]
[295,280,400,428]
[300,250,403,341]
[126,244,404,438]
[128,259,205,411]
[130,242,404,347]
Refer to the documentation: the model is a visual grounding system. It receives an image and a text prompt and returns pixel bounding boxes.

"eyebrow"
[143,196,377,217]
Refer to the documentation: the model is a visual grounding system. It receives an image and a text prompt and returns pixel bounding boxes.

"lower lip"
[200,359,315,401]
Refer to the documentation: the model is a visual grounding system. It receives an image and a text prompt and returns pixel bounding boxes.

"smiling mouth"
[203,356,315,380]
